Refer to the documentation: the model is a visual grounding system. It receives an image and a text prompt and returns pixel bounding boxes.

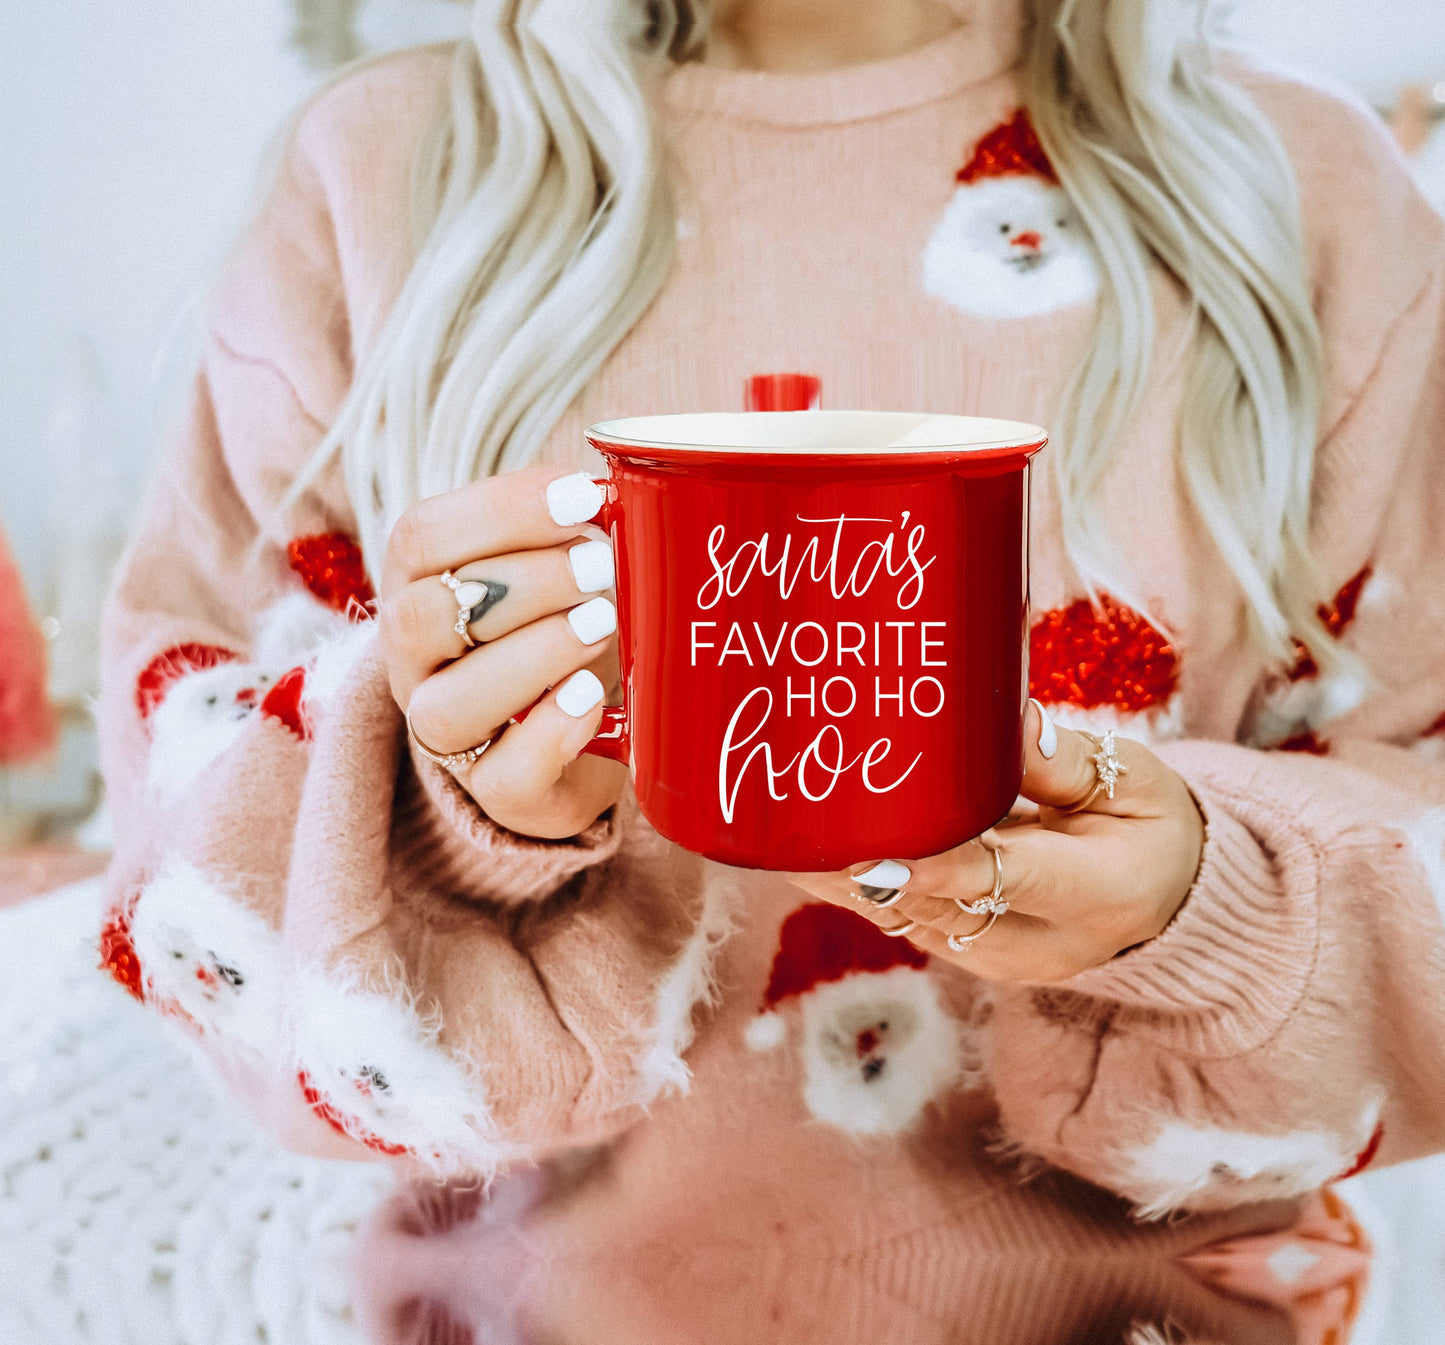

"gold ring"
[947,907,1003,952]
[1055,729,1128,815]
[953,841,1007,917]
[880,919,918,938]
[406,704,493,772]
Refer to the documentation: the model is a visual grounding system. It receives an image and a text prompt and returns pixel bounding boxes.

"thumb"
[1020,699,1132,817]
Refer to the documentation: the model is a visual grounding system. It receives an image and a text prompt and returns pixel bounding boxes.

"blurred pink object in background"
[0,526,57,764]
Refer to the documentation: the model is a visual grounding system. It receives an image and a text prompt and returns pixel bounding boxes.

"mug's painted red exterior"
[581,413,1045,872]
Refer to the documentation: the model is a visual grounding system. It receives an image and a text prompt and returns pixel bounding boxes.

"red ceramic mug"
[575,411,1047,871]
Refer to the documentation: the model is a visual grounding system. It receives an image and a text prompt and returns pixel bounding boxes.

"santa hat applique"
[955,107,1059,186]
[923,108,1100,320]
[98,887,148,1005]
[135,644,240,724]
[745,902,928,1052]
[745,904,962,1137]
[1029,593,1184,744]
[286,532,376,617]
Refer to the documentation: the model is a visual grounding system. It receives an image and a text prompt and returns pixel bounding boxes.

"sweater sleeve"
[986,251,1445,1218]
[96,79,727,1175]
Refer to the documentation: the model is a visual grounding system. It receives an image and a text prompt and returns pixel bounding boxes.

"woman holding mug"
[101,0,1445,1248]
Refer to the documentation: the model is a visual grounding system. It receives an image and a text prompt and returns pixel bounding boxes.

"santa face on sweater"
[924,176,1099,319]
[128,861,284,1053]
[923,109,1100,321]
[797,966,962,1136]
[144,662,274,795]
[747,904,964,1136]
[294,978,502,1168]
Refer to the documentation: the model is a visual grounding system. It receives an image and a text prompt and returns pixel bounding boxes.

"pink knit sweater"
[99,16,1445,1253]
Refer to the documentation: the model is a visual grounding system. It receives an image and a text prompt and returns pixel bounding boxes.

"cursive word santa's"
[691,513,950,823]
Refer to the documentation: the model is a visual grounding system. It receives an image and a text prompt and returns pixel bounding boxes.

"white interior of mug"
[586,410,1046,454]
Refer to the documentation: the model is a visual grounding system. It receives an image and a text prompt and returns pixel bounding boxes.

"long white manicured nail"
[556,669,605,718]
[546,473,605,526]
[1030,698,1058,759]
[568,539,614,593]
[567,596,616,645]
[852,860,911,889]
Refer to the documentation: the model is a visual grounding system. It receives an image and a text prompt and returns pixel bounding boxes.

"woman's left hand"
[785,702,1206,983]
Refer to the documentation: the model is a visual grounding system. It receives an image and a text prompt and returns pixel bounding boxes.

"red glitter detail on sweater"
[297,1068,411,1156]
[1029,595,1179,713]
[761,903,928,1012]
[1322,567,1372,637]
[1278,730,1330,756]
[98,893,145,1002]
[957,109,1058,185]
[287,533,375,614]
[260,666,311,741]
[1288,566,1373,681]
[135,644,239,721]
[1331,1121,1385,1182]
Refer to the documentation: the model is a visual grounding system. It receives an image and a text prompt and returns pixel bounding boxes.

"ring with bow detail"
[953,840,1007,918]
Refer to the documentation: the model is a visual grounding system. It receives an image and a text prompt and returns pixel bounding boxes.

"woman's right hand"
[378,467,627,840]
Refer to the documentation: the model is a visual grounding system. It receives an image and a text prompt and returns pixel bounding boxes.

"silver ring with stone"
[856,885,907,909]
[1055,729,1129,815]
[440,569,501,650]
[852,860,911,909]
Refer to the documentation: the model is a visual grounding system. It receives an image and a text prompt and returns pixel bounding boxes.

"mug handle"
[577,479,630,766]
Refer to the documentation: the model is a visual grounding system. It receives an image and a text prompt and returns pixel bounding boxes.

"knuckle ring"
[880,919,918,938]
[439,569,507,650]
[406,703,494,772]
[1055,729,1129,815]
[852,860,912,909]
[953,840,1008,917]
[947,907,1003,952]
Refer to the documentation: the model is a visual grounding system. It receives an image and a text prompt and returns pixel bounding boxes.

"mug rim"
[585,410,1047,459]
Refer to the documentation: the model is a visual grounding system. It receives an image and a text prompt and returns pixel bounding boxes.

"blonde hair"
[289,0,1334,670]
[1024,0,1334,667]
[285,0,702,564]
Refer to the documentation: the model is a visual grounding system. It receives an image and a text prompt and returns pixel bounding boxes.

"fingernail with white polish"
[852,859,912,889]
[569,539,614,593]
[567,596,616,645]
[556,669,605,718]
[1030,697,1058,759]
[546,473,604,527]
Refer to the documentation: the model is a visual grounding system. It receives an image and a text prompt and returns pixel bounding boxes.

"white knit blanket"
[0,879,394,1345]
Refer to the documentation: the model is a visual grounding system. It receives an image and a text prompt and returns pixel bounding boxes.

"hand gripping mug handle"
[575,477,630,766]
